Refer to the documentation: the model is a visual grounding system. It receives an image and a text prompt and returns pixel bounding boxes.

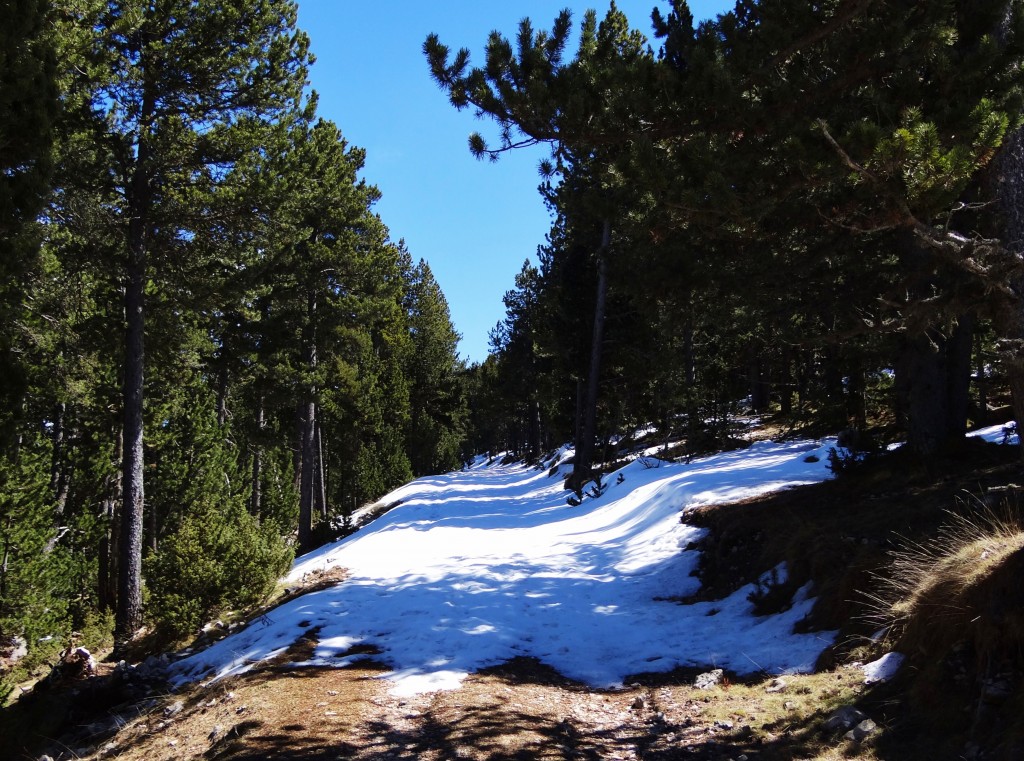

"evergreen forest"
[4,0,1024,710]
[1,0,467,688]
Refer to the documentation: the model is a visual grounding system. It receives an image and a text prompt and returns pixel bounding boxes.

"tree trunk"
[315,419,327,521]
[528,398,542,461]
[50,401,69,518]
[217,362,229,427]
[116,89,154,644]
[995,125,1024,449]
[250,398,264,516]
[897,315,974,459]
[98,428,122,612]
[571,218,612,494]
[298,290,317,551]
[749,352,770,413]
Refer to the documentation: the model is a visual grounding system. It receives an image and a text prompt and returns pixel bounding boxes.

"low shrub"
[145,504,292,638]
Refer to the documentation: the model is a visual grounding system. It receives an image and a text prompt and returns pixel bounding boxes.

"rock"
[765,677,788,694]
[631,696,645,710]
[824,706,866,732]
[694,669,725,690]
[844,718,878,743]
[56,646,97,680]
[163,700,184,718]
[5,635,28,663]
[714,720,734,730]
[209,724,224,741]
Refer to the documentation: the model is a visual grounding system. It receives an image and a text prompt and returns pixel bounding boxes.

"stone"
[209,724,224,741]
[631,696,645,710]
[57,646,97,680]
[765,677,788,693]
[163,700,184,718]
[844,718,877,743]
[824,706,866,732]
[6,636,28,663]
[694,669,725,690]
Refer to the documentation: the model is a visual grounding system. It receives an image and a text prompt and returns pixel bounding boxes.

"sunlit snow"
[172,438,843,695]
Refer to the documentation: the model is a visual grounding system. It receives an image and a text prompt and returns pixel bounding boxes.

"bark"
[216,362,229,427]
[250,398,264,516]
[897,314,975,459]
[298,290,317,551]
[50,401,69,517]
[315,419,327,521]
[1,514,11,602]
[749,353,770,413]
[115,75,155,644]
[571,218,612,494]
[846,360,867,429]
[996,126,1024,449]
[779,350,794,416]
[99,428,123,614]
[528,399,542,461]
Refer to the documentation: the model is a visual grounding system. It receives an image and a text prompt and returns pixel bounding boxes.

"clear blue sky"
[295,1,735,364]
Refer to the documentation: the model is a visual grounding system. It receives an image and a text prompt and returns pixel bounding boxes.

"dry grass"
[873,503,1024,655]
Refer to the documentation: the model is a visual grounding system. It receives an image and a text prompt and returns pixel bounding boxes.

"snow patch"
[171,438,839,695]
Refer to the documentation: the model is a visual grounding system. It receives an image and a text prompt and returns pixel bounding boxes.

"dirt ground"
[30,653,873,761]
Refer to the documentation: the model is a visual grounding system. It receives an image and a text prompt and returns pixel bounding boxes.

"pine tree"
[403,259,466,476]
[0,0,57,441]
[426,4,656,490]
[64,0,311,644]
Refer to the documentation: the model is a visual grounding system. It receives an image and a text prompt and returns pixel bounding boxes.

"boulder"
[694,669,725,690]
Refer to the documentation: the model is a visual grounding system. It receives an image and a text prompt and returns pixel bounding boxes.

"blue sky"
[295,1,735,364]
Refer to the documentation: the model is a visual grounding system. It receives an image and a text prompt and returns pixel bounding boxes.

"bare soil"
[24,655,872,761]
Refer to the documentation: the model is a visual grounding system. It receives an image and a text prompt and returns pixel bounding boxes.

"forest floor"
[5,431,1024,761]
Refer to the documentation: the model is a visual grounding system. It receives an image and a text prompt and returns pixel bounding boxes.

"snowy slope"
[172,438,841,696]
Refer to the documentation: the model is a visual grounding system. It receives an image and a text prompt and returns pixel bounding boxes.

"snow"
[862,652,905,684]
[171,438,842,695]
[969,421,1019,446]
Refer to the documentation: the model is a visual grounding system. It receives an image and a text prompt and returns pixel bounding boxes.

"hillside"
[5,425,1024,760]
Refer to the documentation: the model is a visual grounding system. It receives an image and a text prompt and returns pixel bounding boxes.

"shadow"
[204,693,648,761]
[173,439,839,696]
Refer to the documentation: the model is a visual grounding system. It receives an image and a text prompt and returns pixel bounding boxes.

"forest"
[4,0,1024,707]
[1,0,468,689]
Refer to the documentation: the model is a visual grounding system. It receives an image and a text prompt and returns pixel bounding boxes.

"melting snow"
[172,438,841,695]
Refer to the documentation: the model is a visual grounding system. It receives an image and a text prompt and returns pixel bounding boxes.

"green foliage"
[436,0,1024,464]
[146,503,292,638]
[0,440,75,691]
